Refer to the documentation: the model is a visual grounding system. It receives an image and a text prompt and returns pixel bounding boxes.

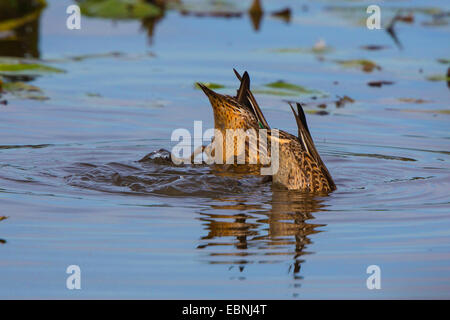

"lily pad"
[79,0,161,20]
[0,58,65,76]
[264,80,322,96]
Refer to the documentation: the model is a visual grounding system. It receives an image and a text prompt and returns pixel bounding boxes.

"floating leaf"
[336,59,381,72]
[195,82,225,90]
[79,0,161,20]
[265,80,322,95]
[0,216,7,222]
[0,58,65,76]
[305,110,329,116]
[398,98,431,104]
[426,74,450,82]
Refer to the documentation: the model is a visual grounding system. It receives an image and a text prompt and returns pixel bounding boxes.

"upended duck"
[196,70,336,193]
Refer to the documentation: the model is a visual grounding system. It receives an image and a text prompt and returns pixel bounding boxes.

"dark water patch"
[65,154,264,198]
[0,144,53,150]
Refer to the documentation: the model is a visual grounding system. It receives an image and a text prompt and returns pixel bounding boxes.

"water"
[0,0,449,299]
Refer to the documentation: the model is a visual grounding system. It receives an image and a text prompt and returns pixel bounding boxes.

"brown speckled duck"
[197,70,336,193]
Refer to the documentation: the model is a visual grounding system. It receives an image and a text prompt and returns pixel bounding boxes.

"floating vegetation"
[437,59,450,64]
[270,40,333,55]
[426,74,450,82]
[251,81,324,97]
[265,81,322,95]
[368,81,395,87]
[335,95,354,107]
[1,80,48,101]
[78,0,162,20]
[335,59,381,73]
[0,216,7,222]
[0,57,65,76]
[194,82,226,90]
[398,98,432,104]
[389,108,450,115]
[360,45,389,51]
[305,110,329,116]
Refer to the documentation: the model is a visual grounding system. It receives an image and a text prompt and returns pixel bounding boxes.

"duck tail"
[289,102,336,190]
[233,68,270,130]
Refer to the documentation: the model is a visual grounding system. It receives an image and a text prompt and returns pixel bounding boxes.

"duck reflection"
[197,189,326,281]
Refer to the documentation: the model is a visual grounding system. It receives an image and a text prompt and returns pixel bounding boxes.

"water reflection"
[0,216,7,245]
[0,0,44,58]
[197,190,326,282]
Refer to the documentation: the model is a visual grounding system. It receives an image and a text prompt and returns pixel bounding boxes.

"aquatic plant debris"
[437,59,450,64]
[426,74,450,81]
[398,98,432,104]
[79,0,161,19]
[335,59,381,73]
[195,82,225,90]
[264,81,323,96]
[1,81,48,100]
[0,58,65,76]
[360,45,389,51]
[368,81,395,87]
[335,95,354,107]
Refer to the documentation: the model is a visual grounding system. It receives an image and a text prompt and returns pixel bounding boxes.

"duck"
[197,70,336,193]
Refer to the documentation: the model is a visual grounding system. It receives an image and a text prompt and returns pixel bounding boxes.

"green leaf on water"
[0,58,65,75]
[194,82,226,90]
[264,81,322,95]
[79,0,161,20]
[252,89,295,96]
[426,74,450,82]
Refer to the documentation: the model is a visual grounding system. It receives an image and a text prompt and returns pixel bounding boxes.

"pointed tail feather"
[233,69,270,129]
[289,102,335,189]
